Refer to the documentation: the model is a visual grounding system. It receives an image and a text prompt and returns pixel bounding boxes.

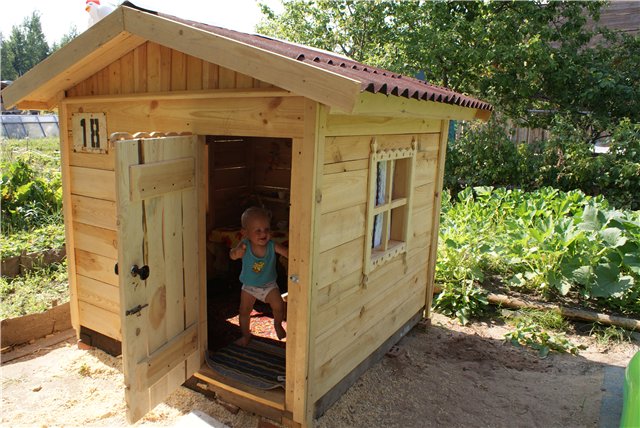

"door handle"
[130,265,150,280]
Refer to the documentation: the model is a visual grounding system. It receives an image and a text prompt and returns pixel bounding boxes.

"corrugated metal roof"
[149,7,493,112]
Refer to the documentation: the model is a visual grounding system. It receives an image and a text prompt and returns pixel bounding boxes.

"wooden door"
[115,134,202,423]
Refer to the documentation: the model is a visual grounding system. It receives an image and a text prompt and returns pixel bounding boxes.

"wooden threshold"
[195,364,285,420]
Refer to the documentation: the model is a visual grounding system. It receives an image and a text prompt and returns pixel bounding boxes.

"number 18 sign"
[72,113,108,153]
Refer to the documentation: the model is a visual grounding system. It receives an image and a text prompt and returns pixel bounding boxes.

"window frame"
[363,138,417,274]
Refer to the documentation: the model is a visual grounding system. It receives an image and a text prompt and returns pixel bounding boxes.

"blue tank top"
[239,239,277,286]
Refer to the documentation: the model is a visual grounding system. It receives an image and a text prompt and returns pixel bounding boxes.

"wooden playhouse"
[1,3,492,426]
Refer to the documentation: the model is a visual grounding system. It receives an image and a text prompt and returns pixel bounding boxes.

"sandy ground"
[2,313,638,428]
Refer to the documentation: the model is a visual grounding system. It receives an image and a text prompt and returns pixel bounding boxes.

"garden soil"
[2,313,638,428]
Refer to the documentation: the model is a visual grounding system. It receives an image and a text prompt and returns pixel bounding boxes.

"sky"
[0,0,284,45]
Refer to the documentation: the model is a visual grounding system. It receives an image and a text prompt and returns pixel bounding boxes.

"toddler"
[229,207,288,346]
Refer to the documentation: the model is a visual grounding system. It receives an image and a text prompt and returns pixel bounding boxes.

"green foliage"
[0,261,68,319]
[50,26,79,52]
[446,118,640,211]
[0,224,66,258]
[1,159,62,233]
[0,12,50,80]
[1,138,63,234]
[502,308,571,332]
[438,187,640,315]
[257,1,638,135]
[433,280,489,325]
[590,324,634,346]
[504,320,585,358]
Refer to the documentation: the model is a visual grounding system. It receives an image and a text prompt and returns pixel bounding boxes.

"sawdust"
[2,313,638,427]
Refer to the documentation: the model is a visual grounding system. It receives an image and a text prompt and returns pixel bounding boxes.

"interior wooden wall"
[61,41,298,342]
[207,137,292,230]
[309,115,444,404]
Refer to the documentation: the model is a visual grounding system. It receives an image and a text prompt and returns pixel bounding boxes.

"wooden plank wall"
[62,42,289,341]
[65,111,121,340]
[310,115,443,403]
[66,41,275,97]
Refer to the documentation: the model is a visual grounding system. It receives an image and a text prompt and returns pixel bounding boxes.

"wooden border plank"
[424,121,449,317]
[58,103,80,336]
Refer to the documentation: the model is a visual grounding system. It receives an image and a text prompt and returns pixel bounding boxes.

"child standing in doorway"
[229,207,288,346]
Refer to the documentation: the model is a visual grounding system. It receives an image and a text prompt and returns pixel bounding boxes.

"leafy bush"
[445,118,640,211]
[433,280,489,325]
[438,187,640,315]
[1,143,62,234]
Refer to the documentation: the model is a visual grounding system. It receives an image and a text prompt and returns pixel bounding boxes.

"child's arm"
[275,242,289,258]
[229,241,247,260]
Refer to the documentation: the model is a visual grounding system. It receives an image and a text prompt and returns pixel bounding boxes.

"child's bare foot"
[275,324,286,340]
[235,335,252,346]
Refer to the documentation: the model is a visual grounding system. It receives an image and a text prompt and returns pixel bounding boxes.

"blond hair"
[241,206,271,228]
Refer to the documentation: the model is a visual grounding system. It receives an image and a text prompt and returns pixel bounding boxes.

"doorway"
[202,135,293,392]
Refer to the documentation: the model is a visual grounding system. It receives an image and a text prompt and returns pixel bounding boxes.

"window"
[364,138,416,273]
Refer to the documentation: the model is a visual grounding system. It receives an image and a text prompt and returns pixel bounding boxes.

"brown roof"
[128,2,492,112]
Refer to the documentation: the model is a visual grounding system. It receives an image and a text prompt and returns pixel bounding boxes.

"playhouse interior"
[204,135,293,352]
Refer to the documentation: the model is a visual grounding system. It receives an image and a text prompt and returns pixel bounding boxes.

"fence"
[1,114,60,139]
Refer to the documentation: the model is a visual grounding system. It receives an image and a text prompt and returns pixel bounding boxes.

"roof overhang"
[2,5,362,113]
[2,4,490,121]
[341,92,492,121]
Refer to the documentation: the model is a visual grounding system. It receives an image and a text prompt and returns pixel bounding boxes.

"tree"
[51,26,79,52]
[1,12,50,81]
[257,1,639,137]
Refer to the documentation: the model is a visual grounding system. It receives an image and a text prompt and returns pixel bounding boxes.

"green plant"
[505,320,586,358]
[0,261,68,319]
[445,118,640,212]
[1,159,62,234]
[437,186,640,314]
[502,308,571,333]
[590,324,633,347]
[434,279,489,325]
[78,363,91,377]
[0,224,65,258]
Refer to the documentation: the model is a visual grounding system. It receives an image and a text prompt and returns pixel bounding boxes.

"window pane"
[372,213,383,248]
[375,160,387,207]
[390,205,407,242]
[392,158,409,200]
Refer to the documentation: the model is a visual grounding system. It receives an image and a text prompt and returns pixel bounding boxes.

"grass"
[502,308,572,332]
[0,261,69,319]
[0,224,66,258]
[590,324,634,346]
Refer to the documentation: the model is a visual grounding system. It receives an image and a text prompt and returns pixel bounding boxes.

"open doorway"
[202,135,292,391]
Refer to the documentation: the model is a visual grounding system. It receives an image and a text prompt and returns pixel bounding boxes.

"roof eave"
[120,6,361,112]
[333,92,492,121]
[2,8,147,110]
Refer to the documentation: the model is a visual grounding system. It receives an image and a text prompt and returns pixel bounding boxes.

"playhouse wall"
[309,114,446,405]
[60,41,304,341]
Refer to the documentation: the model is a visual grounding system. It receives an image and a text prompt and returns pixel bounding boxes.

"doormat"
[206,339,286,390]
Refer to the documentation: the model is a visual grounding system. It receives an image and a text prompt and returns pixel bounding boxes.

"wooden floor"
[195,363,285,421]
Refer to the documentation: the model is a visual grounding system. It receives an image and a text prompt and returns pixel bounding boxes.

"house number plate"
[72,113,108,154]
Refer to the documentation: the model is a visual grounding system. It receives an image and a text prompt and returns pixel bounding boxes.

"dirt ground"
[2,312,638,428]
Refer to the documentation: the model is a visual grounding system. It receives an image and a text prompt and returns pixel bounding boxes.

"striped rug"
[206,340,286,390]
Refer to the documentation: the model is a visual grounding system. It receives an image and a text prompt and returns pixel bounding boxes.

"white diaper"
[241,282,279,302]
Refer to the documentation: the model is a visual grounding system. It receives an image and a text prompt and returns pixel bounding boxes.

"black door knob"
[130,265,150,280]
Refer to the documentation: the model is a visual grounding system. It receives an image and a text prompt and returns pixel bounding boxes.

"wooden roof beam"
[121,6,362,113]
[2,9,146,109]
